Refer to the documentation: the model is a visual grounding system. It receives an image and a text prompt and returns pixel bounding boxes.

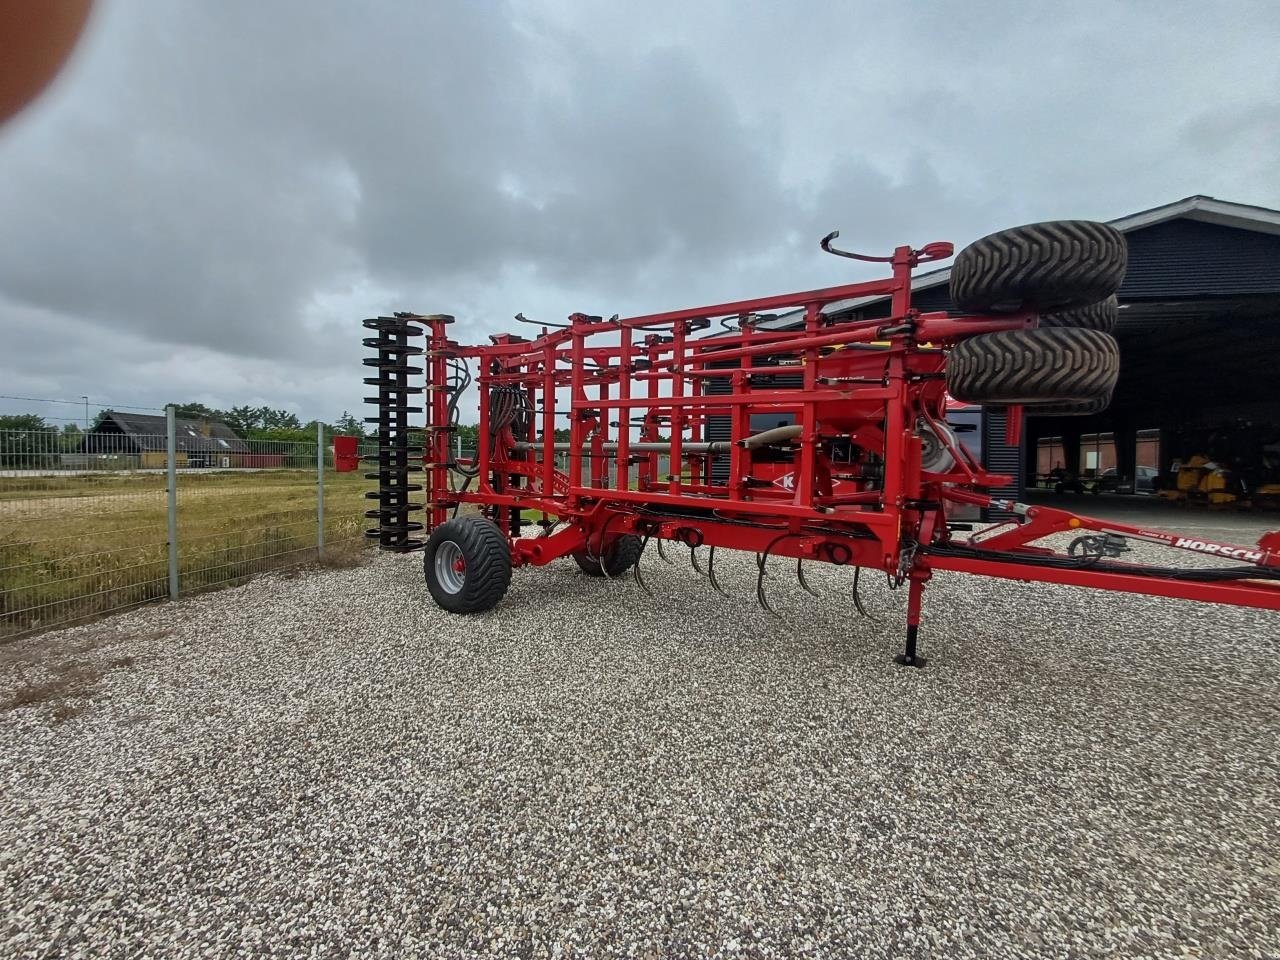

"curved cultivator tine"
[707,545,728,596]
[755,554,781,617]
[689,545,705,575]
[796,558,820,598]
[655,538,676,566]
[632,536,654,596]
[851,566,876,620]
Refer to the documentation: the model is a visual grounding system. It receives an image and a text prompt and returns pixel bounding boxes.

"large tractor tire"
[1024,392,1114,418]
[947,328,1119,405]
[950,221,1128,313]
[1040,295,1119,334]
[574,534,644,577]
[424,517,512,613]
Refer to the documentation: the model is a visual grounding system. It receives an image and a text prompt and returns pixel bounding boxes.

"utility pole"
[82,396,89,431]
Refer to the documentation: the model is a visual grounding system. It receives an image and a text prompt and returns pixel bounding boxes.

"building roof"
[804,195,1280,322]
[92,410,249,453]
[1111,195,1280,237]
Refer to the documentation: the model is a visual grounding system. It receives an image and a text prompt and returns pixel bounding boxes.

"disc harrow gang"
[359,221,1280,665]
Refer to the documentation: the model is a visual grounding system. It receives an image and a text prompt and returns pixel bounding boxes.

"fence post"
[166,405,179,600]
[316,421,325,557]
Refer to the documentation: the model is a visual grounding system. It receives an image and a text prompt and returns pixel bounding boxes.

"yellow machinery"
[1256,483,1280,511]
[1159,455,1242,507]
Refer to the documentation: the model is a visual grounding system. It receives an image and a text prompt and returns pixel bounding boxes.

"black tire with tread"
[947,328,1119,405]
[1040,294,1119,333]
[574,534,644,577]
[951,221,1128,313]
[424,517,512,613]
[1024,392,1114,418]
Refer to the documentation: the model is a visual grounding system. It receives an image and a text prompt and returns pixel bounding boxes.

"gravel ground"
[2,537,1278,959]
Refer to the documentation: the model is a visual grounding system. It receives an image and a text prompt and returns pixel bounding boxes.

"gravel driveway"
[2,543,1278,958]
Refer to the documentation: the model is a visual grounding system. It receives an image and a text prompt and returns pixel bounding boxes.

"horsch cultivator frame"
[362,221,1280,666]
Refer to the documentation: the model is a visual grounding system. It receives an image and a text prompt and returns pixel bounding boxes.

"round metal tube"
[738,424,802,449]
[511,422,800,457]
[511,440,731,454]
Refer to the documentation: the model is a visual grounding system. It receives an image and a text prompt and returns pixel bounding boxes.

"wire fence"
[1,416,373,641]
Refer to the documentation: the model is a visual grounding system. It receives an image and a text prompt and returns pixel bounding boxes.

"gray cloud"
[2,0,1279,422]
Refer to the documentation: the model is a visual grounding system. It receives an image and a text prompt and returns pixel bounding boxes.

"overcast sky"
[2,0,1277,427]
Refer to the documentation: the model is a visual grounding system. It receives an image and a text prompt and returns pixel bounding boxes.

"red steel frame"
[415,243,1280,666]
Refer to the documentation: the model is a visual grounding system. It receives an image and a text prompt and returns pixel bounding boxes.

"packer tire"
[947,328,1119,405]
[1040,295,1119,333]
[1024,392,1114,418]
[950,220,1128,313]
[574,534,644,577]
[424,517,512,613]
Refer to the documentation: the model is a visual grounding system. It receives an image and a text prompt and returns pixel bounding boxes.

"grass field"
[0,469,372,640]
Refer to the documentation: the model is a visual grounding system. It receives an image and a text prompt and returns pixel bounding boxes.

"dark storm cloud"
[0,1,793,368]
[0,2,517,359]
[1,0,1279,421]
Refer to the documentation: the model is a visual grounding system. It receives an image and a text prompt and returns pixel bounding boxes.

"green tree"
[60,423,83,453]
[303,420,337,441]
[0,414,50,431]
[224,405,261,436]
[455,423,479,451]
[257,407,302,432]
[0,415,57,467]
[333,411,366,438]
[168,401,228,422]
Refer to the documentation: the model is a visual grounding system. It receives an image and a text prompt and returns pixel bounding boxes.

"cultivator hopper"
[362,220,1280,665]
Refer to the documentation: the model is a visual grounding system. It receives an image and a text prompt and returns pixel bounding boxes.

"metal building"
[791,196,1280,501]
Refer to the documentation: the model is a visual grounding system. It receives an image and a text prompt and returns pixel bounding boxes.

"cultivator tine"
[755,554,781,617]
[707,545,728,597]
[689,543,728,596]
[851,566,876,620]
[656,537,676,565]
[797,559,820,598]
[633,536,654,596]
[690,545,705,575]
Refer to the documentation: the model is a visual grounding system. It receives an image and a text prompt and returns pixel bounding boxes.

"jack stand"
[894,576,928,668]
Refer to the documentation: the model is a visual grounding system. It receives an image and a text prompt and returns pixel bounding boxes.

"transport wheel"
[950,221,1128,313]
[423,517,512,613]
[1040,295,1118,333]
[947,328,1119,405]
[1024,392,1113,417]
[573,534,644,577]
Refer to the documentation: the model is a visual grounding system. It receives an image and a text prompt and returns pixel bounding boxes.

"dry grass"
[0,629,161,721]
[3,662,106,714]
[1,470,371,639]
[314,538,373,569]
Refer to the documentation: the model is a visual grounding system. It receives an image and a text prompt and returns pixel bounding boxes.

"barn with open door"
[802,196,1280,506]
[1026,197,1280,503]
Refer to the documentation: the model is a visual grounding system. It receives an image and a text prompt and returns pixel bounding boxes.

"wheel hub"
[434,541,466,594]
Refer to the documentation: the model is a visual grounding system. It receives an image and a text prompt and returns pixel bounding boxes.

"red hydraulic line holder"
[361,220,1280,667]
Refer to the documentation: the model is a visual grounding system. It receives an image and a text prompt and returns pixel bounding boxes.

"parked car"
[1093,466,1159,495]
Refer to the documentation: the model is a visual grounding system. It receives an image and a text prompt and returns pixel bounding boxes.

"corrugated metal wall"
[981,408,1022,519]
[890,219,1280,307]
[1120,220,1280,298]
[704,359,801,485]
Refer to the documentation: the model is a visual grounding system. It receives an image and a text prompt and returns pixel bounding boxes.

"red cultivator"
[362,221,1280,666]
